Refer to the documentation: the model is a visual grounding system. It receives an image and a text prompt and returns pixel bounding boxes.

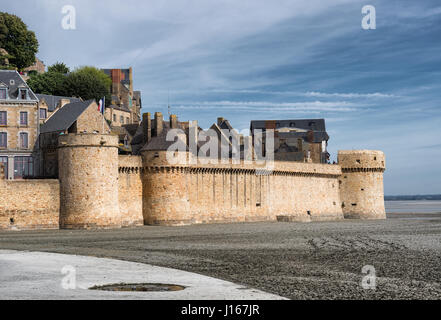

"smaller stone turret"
[338,150,386,219]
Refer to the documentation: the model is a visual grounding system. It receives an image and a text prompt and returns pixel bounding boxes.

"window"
[20,112,28,126]
[0,88,6,99]
[9,80,14,85]
[0,156,7,179]
[120,115,124,124]
[0,132,6,148]
[113,114,116,122]
[14,156,33,179]
[19,89,27,100]
[0,111,6,125]
[39,108,47,119]
[19,132,28,149]
[126,117,130,124]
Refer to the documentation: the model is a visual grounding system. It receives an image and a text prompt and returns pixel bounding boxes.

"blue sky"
[3,0,441,195]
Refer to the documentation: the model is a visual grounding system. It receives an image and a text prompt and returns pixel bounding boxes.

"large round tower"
[338,150,386,219]
[58,133,122,229]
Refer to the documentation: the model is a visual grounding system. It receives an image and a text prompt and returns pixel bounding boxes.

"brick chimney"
[142,112,151,143]
[154,112,163,136]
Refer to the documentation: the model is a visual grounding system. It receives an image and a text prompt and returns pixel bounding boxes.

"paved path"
[0,250,286,300]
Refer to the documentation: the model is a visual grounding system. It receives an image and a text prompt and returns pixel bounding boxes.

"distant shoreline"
[385,195,441,201]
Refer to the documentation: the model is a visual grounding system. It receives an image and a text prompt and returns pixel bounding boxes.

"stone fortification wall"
[118,155,144,227]
[140,151,344,226]
[0,164,59,230]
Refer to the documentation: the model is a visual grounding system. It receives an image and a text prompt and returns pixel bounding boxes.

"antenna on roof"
[167,89,171,117]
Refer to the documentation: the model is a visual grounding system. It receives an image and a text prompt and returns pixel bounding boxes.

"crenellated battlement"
[338,150,385,170]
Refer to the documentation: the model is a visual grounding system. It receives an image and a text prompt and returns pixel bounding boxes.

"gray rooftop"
[250,119,326,132]
[141,129,188,152]
[0,70,38,101]
[36,94,82,112]
[40,100,95,134]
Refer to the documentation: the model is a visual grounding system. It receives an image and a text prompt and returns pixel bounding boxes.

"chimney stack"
[217,117,224,126]
[154,112,163,136]
[170,114,178,129]
[142,112,151,143]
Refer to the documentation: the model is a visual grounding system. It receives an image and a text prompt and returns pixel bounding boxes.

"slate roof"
[123,124,139,136]
[0,70,38,101]
[275,142,298,153]
[40,100,95,134]
[250,119,326,132]
[141,128,188,152]
[218,119,234,131]
[36,94,82,112]
[277,131,329,143]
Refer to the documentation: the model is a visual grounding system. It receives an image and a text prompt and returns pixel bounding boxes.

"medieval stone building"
[102,68,142,125]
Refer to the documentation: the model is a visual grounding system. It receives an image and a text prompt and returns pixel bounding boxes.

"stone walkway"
[0,250,286,300]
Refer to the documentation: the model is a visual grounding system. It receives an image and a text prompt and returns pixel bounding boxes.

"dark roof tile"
[40,100,95,134]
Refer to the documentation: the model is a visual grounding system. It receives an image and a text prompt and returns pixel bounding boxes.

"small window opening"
[351,203,357,206]
[9,217,14,225]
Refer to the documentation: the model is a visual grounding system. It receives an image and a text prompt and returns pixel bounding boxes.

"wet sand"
[0,212,440,299]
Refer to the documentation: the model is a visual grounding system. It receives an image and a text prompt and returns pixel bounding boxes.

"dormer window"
[9,80,15,86]
[0,88,6,99]
[19,89,28,100]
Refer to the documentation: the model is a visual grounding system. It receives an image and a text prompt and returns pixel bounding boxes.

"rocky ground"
[0,212,440,299]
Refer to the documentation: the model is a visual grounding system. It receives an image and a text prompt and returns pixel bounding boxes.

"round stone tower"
[140,132,191,226]
[338,150,386,219]
[58,133,122,229]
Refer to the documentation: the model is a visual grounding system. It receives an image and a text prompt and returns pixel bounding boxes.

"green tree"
[0,49,13,69]
[27,71,65,95]
[61,66,111,104]
[0,12,39,70]
[47,62,69,74]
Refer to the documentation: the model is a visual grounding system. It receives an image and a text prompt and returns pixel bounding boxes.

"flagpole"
[102,96,105,134]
